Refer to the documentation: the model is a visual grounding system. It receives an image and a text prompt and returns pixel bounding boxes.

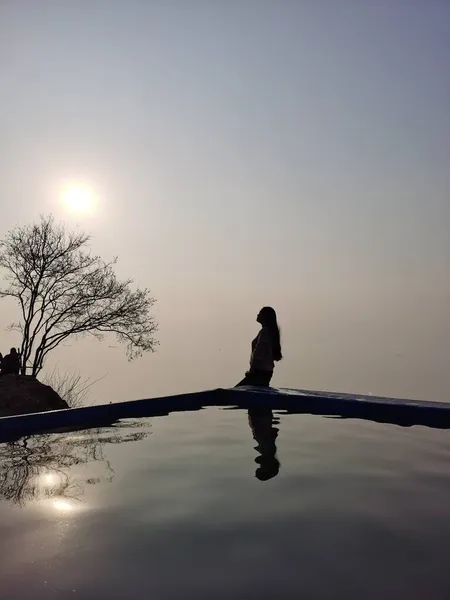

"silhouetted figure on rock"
[236,306,282,387]
[0,348,21,376]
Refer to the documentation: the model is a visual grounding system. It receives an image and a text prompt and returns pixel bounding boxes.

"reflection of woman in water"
[236,306,282,387]
[248,408,280,481]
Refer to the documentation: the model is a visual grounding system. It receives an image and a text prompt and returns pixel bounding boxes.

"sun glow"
[53,499,74,512]
[61,183,96,214]
[42,473,56,486]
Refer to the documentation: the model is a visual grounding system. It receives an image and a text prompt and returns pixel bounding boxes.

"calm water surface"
[0,408,449,599]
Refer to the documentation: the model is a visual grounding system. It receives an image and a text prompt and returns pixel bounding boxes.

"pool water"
[0,407,449,599]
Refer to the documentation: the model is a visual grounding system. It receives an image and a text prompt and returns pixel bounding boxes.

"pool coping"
[0,386,448,441]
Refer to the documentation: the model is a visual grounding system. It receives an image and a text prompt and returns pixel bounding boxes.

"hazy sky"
[1,1,449,403]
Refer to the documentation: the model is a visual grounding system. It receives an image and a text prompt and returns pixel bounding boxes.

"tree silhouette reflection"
[248,408,280,481]
[0,422,149,507]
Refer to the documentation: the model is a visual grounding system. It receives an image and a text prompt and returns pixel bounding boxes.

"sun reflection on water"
[53,499,75,512]
[42,473,56,486]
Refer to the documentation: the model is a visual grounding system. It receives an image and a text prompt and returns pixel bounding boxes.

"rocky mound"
[0,375,68,418]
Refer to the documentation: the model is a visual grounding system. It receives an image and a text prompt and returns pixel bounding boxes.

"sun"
[61,183,96,214]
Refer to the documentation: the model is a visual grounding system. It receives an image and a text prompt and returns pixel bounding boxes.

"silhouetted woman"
[236,306,282,387]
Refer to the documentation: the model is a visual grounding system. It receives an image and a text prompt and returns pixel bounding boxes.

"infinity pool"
[0,407,449,599]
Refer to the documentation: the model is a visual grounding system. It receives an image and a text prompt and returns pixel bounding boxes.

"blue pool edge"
[0,386,449,440]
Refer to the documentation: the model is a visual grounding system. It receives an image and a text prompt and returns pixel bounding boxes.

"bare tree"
[0,215,158,376]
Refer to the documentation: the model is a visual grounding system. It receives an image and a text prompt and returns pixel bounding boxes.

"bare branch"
[42,367,107,408]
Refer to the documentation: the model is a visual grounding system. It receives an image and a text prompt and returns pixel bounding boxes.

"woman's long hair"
[260,307,282,362]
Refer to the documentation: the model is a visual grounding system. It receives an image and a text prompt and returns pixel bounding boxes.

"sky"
[1,0,449,403]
